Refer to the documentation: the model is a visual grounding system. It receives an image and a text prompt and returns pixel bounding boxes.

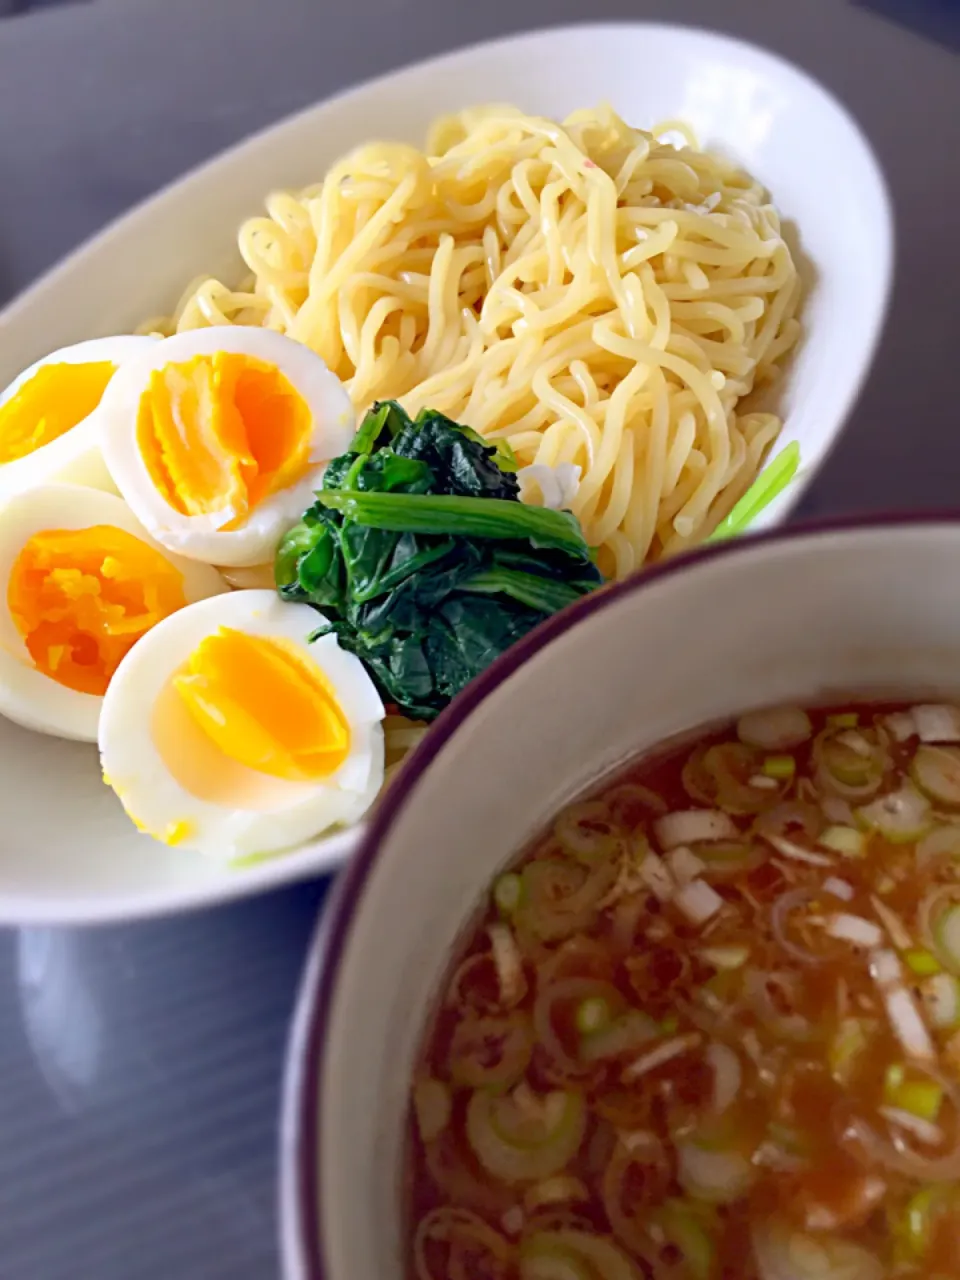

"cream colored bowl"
[281,517,960,1279]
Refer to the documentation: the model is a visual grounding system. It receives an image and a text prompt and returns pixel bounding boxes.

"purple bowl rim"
[290,508,960,1279]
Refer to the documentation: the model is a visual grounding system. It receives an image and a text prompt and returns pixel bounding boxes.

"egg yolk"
[0,361,116,465]
[173,628,350,781]
[8,526,187,696]
[136,353,313,525]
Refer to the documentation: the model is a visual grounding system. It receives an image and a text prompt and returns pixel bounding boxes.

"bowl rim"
[279,509,960,1280]
[0,15,893,359]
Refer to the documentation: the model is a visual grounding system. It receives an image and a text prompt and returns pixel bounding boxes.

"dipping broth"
[406,703,960,1279]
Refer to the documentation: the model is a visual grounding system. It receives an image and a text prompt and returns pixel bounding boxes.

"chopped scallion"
[827,712,859,729]
[658,1200,717,1280]
[818,825,866,858]
[829,1018,870,1086]
[707,442,800,543]
[494,873,523,916]
[704,969,739,1003]
[933,903,960,971]
[905,949,942,977]
[885,1063,905,1093]
[579,1009,659,1062]
[884,1064,944,1121]
[904,1186,943,1258]
[575,996,612,1035]
[921,972,960,1030]
[413,1077,452,1143]
[762,755,796,779]
[856,786,931,844]
[898,1184,960,1261]
[909,1082,945,1122]
[660,1014,679,1035]
[699,944,750,971]
[911,745,960,809]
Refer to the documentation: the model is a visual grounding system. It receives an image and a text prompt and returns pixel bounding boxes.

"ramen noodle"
[149,104,802,579]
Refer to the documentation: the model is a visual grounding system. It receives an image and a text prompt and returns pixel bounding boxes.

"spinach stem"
[315,490,592,558]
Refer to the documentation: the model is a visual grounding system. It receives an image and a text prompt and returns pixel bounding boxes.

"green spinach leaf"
[276,400,602,719]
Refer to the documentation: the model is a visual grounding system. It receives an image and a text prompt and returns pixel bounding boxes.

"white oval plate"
[0,23,892,923]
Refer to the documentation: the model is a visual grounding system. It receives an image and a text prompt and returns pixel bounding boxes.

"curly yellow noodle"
[147,102,802,572]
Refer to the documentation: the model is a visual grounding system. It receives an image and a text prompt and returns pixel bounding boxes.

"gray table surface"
[0,1,958,1276]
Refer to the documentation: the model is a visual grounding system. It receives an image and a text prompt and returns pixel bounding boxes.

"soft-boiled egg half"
[98,327,355,567]
[0,484,227,741]
[98,591,385,860]
[0,335,158,498]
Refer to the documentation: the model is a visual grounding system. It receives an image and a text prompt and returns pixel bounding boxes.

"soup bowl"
[280,515,960,1278]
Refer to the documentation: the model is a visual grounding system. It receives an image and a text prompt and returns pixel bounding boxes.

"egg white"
[97,327,356,568]
[98,591,385,862]
[0,335,159,499]
[0,484,228,742]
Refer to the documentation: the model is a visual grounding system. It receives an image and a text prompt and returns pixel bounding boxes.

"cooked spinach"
[276,401,602,719]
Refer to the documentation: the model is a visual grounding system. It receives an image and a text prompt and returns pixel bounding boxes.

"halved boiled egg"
[98,591,385,860]
[0,484,227,741]
[0,336,158,497]
[98,327,355,567]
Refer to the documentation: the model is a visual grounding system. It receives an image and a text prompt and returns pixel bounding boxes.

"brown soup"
[405,702,960,1279]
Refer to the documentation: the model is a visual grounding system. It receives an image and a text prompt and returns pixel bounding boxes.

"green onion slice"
[818,825,866,858]
[519,1230,641,1280]
[912,745,960,809]
[448,1013,533,1090]
[932,901,960,974]
[827,712,859,729]
[574,996,612,1036]
[707,441,801,543]
[656,1202,717,1280]
[762,755,796,779]
[921,973,960,1030]
[467,1087,586,1182]
[494,872,524,916]
[905,949,941,977]
[856,786,931,844]
[884,1063,944,1120]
